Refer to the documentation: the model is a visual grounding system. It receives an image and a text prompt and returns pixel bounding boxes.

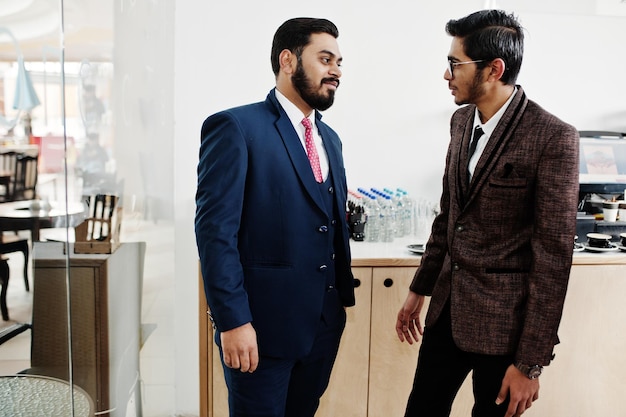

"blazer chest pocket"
[488,177,527,189]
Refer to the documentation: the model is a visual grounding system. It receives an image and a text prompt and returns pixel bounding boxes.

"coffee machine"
[576,131,626,241]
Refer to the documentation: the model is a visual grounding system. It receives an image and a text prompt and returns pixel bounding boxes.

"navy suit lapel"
[317,119,343,213]
[271,100,326,214]
[318,121,339,178]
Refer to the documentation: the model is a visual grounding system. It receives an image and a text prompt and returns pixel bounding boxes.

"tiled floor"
[0,218,176,416]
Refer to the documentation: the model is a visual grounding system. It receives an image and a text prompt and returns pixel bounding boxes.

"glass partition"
[0,2,175,415]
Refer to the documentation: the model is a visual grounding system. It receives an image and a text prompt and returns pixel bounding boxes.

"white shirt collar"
[473,86,518,136]
[468,87,517,179]
[275,88,314,131]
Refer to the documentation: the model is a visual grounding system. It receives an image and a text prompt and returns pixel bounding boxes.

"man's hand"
[395,291,425,344]
[220,322,259,373]
[496,365,540,417]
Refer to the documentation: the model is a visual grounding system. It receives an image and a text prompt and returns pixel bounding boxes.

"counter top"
[349,238,626,267]
[350,237,421,267]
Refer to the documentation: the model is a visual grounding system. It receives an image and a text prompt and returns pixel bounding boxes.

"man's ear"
[489,58,506,81]
[279,49,295,75]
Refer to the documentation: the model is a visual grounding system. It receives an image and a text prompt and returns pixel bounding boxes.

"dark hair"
[271,18,339,76]
[446,10,524,85]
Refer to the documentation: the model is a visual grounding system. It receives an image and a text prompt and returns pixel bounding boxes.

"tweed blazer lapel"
[465,87,529,206]
[456,120,475,205]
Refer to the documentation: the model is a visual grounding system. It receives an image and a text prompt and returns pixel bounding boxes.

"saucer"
[407,244,426,254]
[582,242,619,253]
[617,244,626,252]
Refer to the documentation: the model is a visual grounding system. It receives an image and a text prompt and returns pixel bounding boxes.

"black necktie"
[468,125,484,161]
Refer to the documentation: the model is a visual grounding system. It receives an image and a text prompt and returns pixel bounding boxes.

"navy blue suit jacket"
[195,89,355,358]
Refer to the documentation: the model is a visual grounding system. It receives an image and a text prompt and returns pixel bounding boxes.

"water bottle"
[397,188,415,237]
[393,192,406,238]
[364,193,381,242]
[415,198,437,241]
[379,195,396,242]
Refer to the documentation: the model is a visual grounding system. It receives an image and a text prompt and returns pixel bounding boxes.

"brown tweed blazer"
[410,86,579,366]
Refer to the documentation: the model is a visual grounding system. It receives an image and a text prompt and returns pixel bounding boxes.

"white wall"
[174,1,626,414]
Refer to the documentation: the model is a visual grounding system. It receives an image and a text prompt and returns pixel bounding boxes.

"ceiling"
[0,0,113,62]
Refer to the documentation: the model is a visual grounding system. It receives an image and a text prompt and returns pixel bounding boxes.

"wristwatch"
[515,362,543,379]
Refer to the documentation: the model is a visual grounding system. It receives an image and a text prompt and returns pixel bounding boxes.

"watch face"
[528,365,542,379]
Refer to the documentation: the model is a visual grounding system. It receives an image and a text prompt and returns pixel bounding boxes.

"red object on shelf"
[30,135,75,173]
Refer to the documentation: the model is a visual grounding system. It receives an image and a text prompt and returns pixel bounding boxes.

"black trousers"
[404,303,513,417]
[220,288,346,417]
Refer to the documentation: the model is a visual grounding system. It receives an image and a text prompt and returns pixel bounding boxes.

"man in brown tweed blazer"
[396,10,579,417]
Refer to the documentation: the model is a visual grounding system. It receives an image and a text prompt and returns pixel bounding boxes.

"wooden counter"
[199,238,626,417]
[349,236,626,266]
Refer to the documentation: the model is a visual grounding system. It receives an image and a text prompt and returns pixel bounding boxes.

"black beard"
[291,64,337,111]
[456,69,486,106]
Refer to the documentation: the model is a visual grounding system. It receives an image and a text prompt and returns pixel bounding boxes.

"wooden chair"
[0,322,31,344]
[74,194,121,251]
[0,234,30,291]
[0,233,31,320]
[10,154,38,201]
[0,257,10,321]
[0,153,36,301]
[0,152,18,202]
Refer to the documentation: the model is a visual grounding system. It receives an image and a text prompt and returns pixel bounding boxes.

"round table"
[0,374,94,416]
[0,200,86,241]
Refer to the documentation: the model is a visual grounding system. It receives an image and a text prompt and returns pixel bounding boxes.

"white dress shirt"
[275,89,329,181]
[469,87,518,180]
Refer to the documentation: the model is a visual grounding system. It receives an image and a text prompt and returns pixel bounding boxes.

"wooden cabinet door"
[366,266,474,416]
[199,273,228,417]
[210,338,229,416]
[367,266,422,417]
[317,267,372,417]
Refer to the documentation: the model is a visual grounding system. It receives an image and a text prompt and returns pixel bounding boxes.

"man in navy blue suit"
[195,17,355,417]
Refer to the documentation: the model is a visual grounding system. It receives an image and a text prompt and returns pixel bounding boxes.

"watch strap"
[515,362,543,379]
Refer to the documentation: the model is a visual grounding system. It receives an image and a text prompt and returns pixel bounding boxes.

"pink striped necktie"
[301,117,323,183]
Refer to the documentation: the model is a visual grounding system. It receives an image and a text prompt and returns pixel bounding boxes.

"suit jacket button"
[319,225,328,232]
[456,225,464,232]
[328,186,334,194]
[453,263,460,271]
[319,265,328,271]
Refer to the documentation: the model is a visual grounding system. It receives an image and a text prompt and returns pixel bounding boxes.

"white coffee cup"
[587,232,613,248]
[603,201,619,222]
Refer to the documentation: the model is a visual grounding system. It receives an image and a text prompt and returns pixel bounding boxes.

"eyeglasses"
[446,59,485,77]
